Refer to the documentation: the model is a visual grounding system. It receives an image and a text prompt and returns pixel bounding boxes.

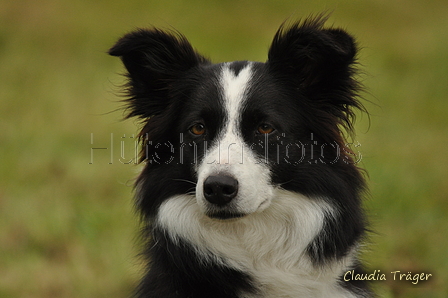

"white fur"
[156,63,360,297]
[196,63,273,216]
[156,189,358,297]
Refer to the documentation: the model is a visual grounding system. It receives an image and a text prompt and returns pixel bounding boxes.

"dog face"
[109,17,365,222]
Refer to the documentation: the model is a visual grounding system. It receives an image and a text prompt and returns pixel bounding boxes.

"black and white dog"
[109,15,372,298]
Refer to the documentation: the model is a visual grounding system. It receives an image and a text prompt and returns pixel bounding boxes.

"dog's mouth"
[206,210,246,220]
[204,198,271,220]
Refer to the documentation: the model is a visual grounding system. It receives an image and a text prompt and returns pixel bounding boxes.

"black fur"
[136,227,256,298]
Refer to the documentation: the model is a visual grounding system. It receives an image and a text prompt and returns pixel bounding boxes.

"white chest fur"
[156,189,358,297]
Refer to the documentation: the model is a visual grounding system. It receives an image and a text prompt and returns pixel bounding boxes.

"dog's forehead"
[186,61,264,131]
[219,62,253,120]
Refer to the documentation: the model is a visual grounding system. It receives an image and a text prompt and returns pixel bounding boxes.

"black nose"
[203,175,238,206]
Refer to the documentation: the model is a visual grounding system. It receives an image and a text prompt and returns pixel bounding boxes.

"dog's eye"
[257,123,275,134]
[190,123,206,136]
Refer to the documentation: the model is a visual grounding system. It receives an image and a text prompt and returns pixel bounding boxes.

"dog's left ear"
[267,15,362,131]
[268,15,358,94]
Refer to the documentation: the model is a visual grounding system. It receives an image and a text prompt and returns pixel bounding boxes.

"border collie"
[109,14,372,298]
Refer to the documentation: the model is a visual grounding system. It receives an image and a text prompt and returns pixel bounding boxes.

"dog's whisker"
[172,178,197,186]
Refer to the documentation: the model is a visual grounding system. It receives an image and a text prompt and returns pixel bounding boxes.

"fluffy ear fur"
[109,29,210,119]
[267,15,364,133]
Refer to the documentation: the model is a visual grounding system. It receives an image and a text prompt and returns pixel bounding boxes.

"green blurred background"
[1,0,447,297]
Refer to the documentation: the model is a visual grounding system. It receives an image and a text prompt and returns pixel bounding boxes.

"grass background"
[1,0,447,297]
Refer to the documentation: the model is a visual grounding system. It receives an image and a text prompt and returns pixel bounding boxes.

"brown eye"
[257,123,275,134]
[190,123,206,135]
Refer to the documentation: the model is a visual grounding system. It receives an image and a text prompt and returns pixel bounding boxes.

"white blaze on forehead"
[220,63,253,132]
[212,63,253,166]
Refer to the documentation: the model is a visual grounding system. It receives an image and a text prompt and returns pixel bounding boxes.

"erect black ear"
[268,15,358,93]
[267,15,363,132]
[109,28,209,119]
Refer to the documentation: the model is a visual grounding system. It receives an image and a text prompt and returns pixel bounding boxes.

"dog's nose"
[203,175,238,206]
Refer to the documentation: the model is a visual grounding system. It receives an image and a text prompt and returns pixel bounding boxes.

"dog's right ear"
[109,29,209,119]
